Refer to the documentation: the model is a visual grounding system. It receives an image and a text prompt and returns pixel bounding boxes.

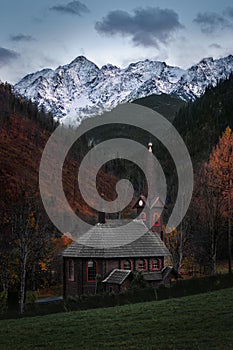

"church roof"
[63,219,170,258]
[102,269,132,285]
[142,266,178,282]
[142,271,163,281]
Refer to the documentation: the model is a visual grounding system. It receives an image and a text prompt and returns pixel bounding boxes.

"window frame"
[139,212,147,221]
[151,258,161,271]
[121,259,132,270]
[153,213,161,227]
[68,259,75,281]
[137,258,147,271]
[86,260,98,282]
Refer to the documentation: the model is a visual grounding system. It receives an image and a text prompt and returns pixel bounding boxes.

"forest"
[0,74,233,314]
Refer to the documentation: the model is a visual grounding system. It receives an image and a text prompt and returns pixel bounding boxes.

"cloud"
[223,7,233,19]
[0,47,20,67]
[194,12,232,34]
[10,34,35,42]
[50,1,90,16]
[95,7,183,48]
[209,43,222,49]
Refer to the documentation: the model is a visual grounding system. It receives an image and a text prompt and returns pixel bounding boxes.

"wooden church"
[63,143,173,297]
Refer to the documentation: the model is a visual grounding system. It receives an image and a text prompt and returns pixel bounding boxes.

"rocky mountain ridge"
[14,55,233,125]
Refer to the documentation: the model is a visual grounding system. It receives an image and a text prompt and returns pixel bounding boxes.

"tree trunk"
[31,262,36,291]
[211,231,217,275]
[228,218,232,274]
[19,246,27,314]
[228,180,232,274]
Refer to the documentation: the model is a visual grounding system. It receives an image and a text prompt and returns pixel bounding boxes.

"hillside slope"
[0,84,116,227]
[0,287,232,349]
[133,93,186,122]
[173,74,233,165]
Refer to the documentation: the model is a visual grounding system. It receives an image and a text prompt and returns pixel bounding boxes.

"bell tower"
[133,142,165,236]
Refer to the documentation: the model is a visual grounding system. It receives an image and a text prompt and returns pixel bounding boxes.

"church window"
[87,260,98,281]
[151,258,161,270]
[139,199,144,206]
[139,212,146,221]
[122,259,132,270]
[153,213,160,226]
[137,259,147,271]
[68,260,74,281]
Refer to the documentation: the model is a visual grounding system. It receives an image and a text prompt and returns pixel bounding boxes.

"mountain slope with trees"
[173,74,233,166]
[167,76,233,275]
[133,93,186,122]
[0,83,117,312]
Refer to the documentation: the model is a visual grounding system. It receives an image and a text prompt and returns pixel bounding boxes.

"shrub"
[1,273,233,319]
[0,291,8,314]
[25,291,38,304]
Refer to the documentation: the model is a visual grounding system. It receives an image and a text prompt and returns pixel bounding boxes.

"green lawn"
[0,288,233,350]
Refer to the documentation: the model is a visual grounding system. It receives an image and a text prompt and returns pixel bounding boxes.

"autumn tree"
[193,127,233,274]
[163,216,194,276]
[11,200,38,314]
[206,126,233,273]
[0,190,61,314]
[193,168,224,274]
[163,227,183,274]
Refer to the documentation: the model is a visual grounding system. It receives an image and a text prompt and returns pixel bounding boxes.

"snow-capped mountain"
[14,55,233,125]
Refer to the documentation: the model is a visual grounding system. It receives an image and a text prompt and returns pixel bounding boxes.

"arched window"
[153,213,160,226]
[137,259,147,271]
[139,212,146,221]
[122,259,132,270]
[87,260,97,281]
[151,258,161,271]
[68,259,74,281]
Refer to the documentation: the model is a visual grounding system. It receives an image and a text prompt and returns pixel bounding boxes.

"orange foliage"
[206,127,233,188]
[52,234,73,252]
[204,126,233,213]
[38,261,48,271]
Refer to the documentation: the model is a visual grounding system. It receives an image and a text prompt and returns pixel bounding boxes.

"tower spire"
[146,141,156,206]
[133,141,164,235]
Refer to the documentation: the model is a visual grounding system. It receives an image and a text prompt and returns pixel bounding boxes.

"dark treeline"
[0,82,59,132]
[173,74,233,166]
[170,75,233,273]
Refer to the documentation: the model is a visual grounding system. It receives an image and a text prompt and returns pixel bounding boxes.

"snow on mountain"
[14,55,233,126]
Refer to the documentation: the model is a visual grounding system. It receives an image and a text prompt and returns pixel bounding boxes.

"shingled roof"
[63,219,170,258]
[142,271,163,281]
[102,269,132,285]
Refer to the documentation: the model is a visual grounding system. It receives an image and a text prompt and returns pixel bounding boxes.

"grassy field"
[0,288,233,350]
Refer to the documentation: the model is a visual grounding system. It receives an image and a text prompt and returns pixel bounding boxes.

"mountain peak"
[199,57,214,65]
[101,63,119,71]
[70,55,89,63]
[68,56,99,69]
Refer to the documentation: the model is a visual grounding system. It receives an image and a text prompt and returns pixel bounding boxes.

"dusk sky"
[1,0,233,84]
